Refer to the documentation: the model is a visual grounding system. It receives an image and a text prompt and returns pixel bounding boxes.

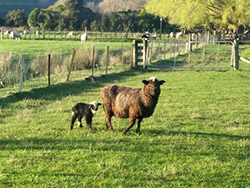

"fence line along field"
[0,57,250,186]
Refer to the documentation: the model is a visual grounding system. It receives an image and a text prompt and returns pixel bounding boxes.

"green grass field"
[0,40,132,57]
[0,55,250,187]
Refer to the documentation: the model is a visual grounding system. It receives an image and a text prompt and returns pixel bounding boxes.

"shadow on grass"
[147,129,250,140]
[0,134,248,161]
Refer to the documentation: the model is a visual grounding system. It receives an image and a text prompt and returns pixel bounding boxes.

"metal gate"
[148,40,236,70]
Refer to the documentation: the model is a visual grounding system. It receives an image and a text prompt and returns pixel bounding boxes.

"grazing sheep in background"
[10,31,21,40]
[191,33,196,41]
[142,31,150,39]
[23,30,30,35]
[176,32,183,39]
[100,77,165,135]
[4,30,11,35]
[70,101,102,130]
[81,33,88,42]
[170,32,175,38]
[36,30,42,35]
[142,32,157,41]
[68,31,74,35]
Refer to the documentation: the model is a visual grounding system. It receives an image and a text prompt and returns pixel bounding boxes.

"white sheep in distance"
[170,32,175,38]
[68,31,74,36]
[81,33,88,42]
[176,32,183,39]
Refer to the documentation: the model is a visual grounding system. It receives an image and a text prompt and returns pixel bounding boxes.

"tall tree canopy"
[5,9,26,27]
[145,0,250,31]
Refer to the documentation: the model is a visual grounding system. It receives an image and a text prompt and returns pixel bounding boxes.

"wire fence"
[0,46,133,93]
[1,32,250,93]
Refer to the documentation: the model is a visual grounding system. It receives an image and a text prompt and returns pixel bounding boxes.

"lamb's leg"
[85,116,92,130]
[70,113,78,130]
[123,118,136,134]
[77,116,83,128]
[136,118,143,135]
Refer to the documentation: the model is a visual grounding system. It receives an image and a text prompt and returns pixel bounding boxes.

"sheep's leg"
[85,116,92,130]
[136,118,143,135]
[77,116,83,128]
[106,115,114,132]
[70,113,78,130]
[123,118,136,134]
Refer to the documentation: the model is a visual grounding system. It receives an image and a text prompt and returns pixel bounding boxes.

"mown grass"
[0,53,250,187]
[0,40,132,57]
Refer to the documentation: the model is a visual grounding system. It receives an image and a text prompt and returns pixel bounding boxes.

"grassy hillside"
[0,0,100,17]
[0,0,56,17]
[0,65,249,187]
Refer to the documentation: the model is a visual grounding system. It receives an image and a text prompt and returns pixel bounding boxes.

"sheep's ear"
[142,80,149,85]
[160,80,165,85]
[98,103,102,106]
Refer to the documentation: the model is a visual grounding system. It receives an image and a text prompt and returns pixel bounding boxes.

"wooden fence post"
[164,42,166,59]
[106,45,109,76]
[131,43,134,68]
[169,40,172,57]
[143,39,148,69]
[92,46,96,77]
[66,50,76,81]
[132,40,137,68]
[188,34,193,52]
[1,28,3,40]
[48,54,51,86]
[157,41,160,60]
[234,39,239,70]
[43,28,45,39]
[121,44,124,70]
[19,56,25,92]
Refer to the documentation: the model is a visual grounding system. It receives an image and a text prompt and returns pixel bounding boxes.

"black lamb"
[70,101,102,130]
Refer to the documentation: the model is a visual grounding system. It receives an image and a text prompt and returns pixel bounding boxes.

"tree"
[5,9,26,27]
[28,8,60,30]
[63,0,84,30]
[145,0,250,32]
[28,8,42,28]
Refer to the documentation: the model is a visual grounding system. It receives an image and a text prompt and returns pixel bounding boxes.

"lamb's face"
[89,101,102,115]
[142,77,165,96]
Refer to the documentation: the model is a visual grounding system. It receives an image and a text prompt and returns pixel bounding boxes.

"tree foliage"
[145,0,250,31]
[27,0,98,30]
[28,8,60,30]
[90,9,173,33]
[5,9,26,27]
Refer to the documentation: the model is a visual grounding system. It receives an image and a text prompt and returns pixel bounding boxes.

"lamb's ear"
[142,80,149,85]
[160,80,165,85]
[98,102,102,106]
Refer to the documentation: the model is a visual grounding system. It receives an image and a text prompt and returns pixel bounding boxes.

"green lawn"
[0,59,249,187]
[0,40,132,57]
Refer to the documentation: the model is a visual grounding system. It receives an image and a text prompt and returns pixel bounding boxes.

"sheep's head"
[142,77,165,97]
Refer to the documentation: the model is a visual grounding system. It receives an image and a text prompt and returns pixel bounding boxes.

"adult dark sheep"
[100,77,165,135]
